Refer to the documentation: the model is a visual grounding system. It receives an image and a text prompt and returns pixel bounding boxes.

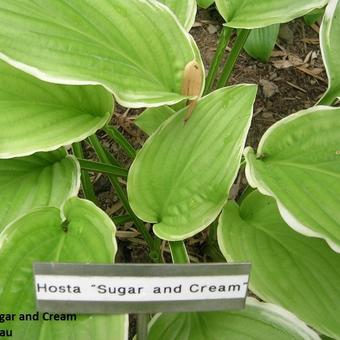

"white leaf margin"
[148,298,320,339]
[160,0,197,31]
[244,106,340,253]
[59,197,119,257]
[0,0,201,109]
[0,151,81,234]
[319,0,340,103]
[0,99,112,159]
[215,0,328,29]
[183,0,197,31]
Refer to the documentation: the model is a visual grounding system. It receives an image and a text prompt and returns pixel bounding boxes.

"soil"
[81,7,327,337]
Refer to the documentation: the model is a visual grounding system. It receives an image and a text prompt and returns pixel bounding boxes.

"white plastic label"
[34,263,250,313]
[35,274,249,302]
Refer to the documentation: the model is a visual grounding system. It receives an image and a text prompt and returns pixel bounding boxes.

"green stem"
[103,125,136,159]
[72,143,98,205]
[169,241,190,263]
[204,220,225,262]
[238,185,254,204]
[239,158,246,170]
[208,220,218,243]
[171,100,186,111]
[111,214,132,225]
[88,135,161,262]
[136,314,148,340]
[204,26,233,95]
[78,159,128,178]
[103,145,123,167]
[216,29,251,89]
[318,90,336,106]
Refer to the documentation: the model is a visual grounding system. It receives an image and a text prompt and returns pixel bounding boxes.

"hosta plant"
[0,0,339,339]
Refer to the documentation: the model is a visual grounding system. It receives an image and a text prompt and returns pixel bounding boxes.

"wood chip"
[288,54,304,66]
[275,42,287,53]
[271,52,304,69]
[207,24,218,35]
[311,23,320,33]
[116,231,140,238]
[286,81,307,93]
[296,66,327,83]
[309,67,324,75]
[198,19,219,25]
[259,79,279,98]
[303,51,313,64]
[106,201,123,215]
[271,50,287,57]
[301,38,319,45]
[272,59,293,69]
[253,107,264,117]
[262,111,275,119]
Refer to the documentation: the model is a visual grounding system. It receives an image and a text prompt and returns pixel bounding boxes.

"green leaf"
[215,0,328,28]
[0,0,201,108]
[196,0,215,9]
[244,24,280,62]
[159,0,197,31]
[304,7,325,26]
[128,85,257,240]
[0,60,112,158]
[244,106,340,252]
[0,148,79,232]
[218,190,340,338]
[0,197,127,340]
[135,106,175,135]
[319,0,340,105]
[147,298,320,340]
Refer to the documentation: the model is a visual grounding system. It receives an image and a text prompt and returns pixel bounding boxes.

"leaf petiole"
[216,29,251,88]
[78,159,128,178]
[169,241,190,263]
[204,26,233,94]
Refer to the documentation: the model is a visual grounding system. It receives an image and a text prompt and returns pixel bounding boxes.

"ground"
[83,8,327,265]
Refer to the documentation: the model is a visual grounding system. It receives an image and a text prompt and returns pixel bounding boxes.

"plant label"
[34,263,250,314]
